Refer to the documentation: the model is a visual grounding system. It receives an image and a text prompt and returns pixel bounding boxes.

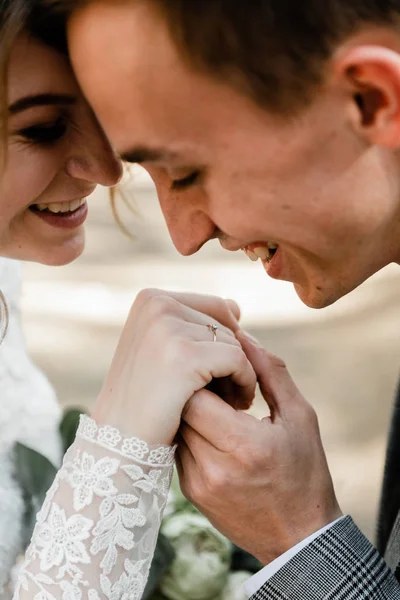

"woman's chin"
[40,247,85,266]
[4,231,86,266]
[39,239,86,266]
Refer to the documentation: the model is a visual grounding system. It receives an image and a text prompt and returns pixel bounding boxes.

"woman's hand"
[93,289,257,444]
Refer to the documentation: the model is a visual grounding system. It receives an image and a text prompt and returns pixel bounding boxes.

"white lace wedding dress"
[0,258,62,597]
[0,259,175,600]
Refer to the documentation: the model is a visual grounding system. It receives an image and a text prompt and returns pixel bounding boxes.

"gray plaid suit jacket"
[251,385,400,599]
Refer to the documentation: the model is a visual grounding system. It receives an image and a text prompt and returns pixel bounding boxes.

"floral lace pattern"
[13,416,175,600]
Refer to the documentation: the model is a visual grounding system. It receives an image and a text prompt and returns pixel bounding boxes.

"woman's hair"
[0,0,29,168]
[0,0,28,339]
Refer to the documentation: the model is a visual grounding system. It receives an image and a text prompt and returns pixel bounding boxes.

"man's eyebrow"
[8,93,77,115]
[119,146,180,164]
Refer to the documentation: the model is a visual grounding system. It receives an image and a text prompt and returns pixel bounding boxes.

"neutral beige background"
[21,168,400,541]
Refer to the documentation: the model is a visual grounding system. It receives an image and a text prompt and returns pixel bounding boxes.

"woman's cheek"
[2,147,60,209]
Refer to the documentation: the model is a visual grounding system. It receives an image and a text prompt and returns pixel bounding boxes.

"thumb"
[236,330,302,419]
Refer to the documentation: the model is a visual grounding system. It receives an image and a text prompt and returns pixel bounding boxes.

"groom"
[41,0,400,597]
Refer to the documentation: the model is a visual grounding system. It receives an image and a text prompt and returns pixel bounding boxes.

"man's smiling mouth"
[242,242,279,263]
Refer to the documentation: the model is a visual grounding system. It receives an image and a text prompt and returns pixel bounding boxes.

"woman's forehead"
[8,33,78,103]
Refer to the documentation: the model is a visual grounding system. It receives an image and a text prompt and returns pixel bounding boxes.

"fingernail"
[238,330,262,346]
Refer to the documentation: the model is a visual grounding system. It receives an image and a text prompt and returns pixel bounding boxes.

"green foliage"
[13,406,86,547]
[59,407,87,453]
[13,442,58,547]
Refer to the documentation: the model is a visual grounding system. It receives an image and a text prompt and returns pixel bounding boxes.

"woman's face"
[0,32,122,265]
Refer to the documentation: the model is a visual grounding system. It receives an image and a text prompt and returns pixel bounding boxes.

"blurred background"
[21,166,400,542]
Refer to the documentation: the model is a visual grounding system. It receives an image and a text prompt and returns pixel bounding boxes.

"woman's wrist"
[92,392,179,446]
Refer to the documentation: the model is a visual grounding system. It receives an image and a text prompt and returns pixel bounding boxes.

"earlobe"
[333,45,400,148]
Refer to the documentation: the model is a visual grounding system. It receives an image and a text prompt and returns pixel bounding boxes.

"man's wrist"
[243,515,347,597]
[250,501,343,566]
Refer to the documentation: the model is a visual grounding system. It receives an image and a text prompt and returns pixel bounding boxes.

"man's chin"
[293,282,343,310]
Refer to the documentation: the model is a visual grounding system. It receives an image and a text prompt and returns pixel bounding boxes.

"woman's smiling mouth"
[29,198,88,229]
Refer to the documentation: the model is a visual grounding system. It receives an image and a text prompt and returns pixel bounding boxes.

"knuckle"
[303,401,319,427]
[134,288,161,307]
[210,295,231,321]
[294,397,319,429]
[203,465,229,495]
[258,348,288,372]
[184,477,205,505]
[146,293,179,320]
[266,352,287,370]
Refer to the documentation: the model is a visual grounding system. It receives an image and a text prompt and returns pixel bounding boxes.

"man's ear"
[333,45,400,148]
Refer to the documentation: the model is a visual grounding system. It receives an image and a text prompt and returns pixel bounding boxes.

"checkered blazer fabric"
[250,516,400,599]
[377,385,400,557]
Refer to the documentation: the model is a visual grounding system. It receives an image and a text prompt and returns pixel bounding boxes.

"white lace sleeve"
[13,415,176,600]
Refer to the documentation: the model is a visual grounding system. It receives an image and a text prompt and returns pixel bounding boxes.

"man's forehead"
[69,0,178,77]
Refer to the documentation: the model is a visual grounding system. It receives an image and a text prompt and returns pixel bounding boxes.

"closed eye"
[170,171,200,191]
[17,116,68,146]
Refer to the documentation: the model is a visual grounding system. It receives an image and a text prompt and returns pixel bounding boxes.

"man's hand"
[177,330,342,565]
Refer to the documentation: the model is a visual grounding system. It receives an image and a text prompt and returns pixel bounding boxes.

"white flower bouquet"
[144,473,261,600]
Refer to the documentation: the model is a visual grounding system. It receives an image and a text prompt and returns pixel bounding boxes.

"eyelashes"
[17,116,69,146]
[170,170,200,191]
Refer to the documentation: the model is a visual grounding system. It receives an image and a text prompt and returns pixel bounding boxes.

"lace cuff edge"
[77,414,176,466]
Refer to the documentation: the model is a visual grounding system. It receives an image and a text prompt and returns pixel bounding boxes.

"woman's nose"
[65,121,123,187]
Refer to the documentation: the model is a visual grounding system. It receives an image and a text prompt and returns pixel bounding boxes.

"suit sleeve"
[250,516,400,599]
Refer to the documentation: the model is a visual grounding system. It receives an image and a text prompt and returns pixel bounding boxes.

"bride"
[0,1,257,598]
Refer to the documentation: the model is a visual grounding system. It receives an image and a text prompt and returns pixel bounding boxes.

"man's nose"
[160,200,217,256]
[65,121,123,187]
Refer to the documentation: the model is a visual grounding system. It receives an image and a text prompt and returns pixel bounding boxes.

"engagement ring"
[207,323,218,342]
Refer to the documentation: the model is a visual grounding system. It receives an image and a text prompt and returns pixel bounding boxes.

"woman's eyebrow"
[8,93,76,115]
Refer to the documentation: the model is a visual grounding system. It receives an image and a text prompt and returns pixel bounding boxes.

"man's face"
[68,1,400,308]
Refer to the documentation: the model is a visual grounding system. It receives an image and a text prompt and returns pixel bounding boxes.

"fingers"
[224,299,241,322]
[206,377,254,410]
[179,422,215,460]
[135,289,241,332]
[176,433,198,477]
[184,321,239,346]
[191,342,257,398]
[177,303,238,340]
[182,389,256,450]
[236,330,304,419]
[175,434,203,505]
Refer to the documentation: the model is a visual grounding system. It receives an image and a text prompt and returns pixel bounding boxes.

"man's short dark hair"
[34,0,400,113]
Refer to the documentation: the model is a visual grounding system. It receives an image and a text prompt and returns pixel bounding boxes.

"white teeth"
[69,199,81,212]
[242,243,279,263]
[253,246,271,261]
[247,250,259,262]
[33,198,86,214]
